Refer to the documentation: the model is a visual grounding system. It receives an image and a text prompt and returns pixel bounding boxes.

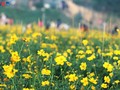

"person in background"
[45,21,50,31]
[38,19,43,28]
[80,23,89,32]
[0,13,14,25]
[7,18,14,25]
[0,13,7,25]
[61,0,68,10]
[111,26,119,35]
[56,19,62,30]
[50,21,56,28]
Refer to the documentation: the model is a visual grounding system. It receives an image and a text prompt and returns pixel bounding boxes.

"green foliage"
[0,7,71,24]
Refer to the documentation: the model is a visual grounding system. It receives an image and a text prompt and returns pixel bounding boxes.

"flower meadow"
[0,24,120,90]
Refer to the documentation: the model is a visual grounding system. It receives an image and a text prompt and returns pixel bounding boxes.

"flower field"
[0,24,120,90]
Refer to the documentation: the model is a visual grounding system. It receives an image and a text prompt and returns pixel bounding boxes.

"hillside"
[73,0,120,17]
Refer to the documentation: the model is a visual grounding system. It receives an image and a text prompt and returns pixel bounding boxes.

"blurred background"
[0,0,120,30]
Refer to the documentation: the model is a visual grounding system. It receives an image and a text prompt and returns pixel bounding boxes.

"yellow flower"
[22,37,31,42]
[55,55,67,65]
[107,64,113,72]
[23,55,31,63]
[41,80,50,86]
[67,49,72,54]
[86,50,92,54]
[71,45,76,49]
[103,62,113,72]
[41,43,47,48]
[70,85,76,90]
[114,50,120,55]
[50,35,57,40]
[87,54,95,61]
[3,64,18,78]
[10,34,18,44]
[118,60,120,65]
[37,49,50,61]
[66,61,72,66]
[101,83,107,88]
[23,88,29,90]
[78,50,84,54]
[68,74,78,82]
[89,72,95,77]
[89,77,97,84]
[81,77,89,86]
[114,80,120,84]
[63,52,68,57]
[0,84,6,87]
[10,51,20,63]
[109,73,113,77]
[22,74,32,79]
[41,68,51,75]
[80,62,87,70]
[23,88,34,90]
[37,49,45,56]
[113,56,118,60]
[104,76,110,83]
[91,86,96,90]
[82,40,88,46]
[0,46,5,53]
[103,62,109,68]
[97,49,101,54]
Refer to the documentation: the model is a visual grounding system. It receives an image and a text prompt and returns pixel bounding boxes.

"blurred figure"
[56,19,62,30]
[80,23,88,32]
[0,13,7,25]
[45,21,50,31]
[7,18,14,25]
[0,13,14,25]
[38,19,43,27]
[111,26,119,35]
[61,0,68,10]
[50,21,56,28]
[59,23,70,31]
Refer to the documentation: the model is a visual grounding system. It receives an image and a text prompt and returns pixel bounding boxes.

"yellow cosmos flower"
[22,74,32,79]
[23,55,31,63]
[86,49,92,54]
[80,62,87,70]
[0,46,5,53]
[81,77,89,86]
[41,80,50,86]
[87,54,95,61]
[89,77,97,84]
[91,86,96,90]
[78,50,84,54]
[3,64,18,78]
[82,40,88,46]
[10,51,20,63]
[118,60,120,65]
[103,62,113,72]
[68,74,78,82]
[55,55,67,65]
[101,83,107,88]
[70,85,76,90]
[66,61,72,66]
[23,88,34,90]
[0,84,6,87]
[41,68,51,75]
[104,76,110,83]
[114,50,120,55]
[113,56,118,60]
